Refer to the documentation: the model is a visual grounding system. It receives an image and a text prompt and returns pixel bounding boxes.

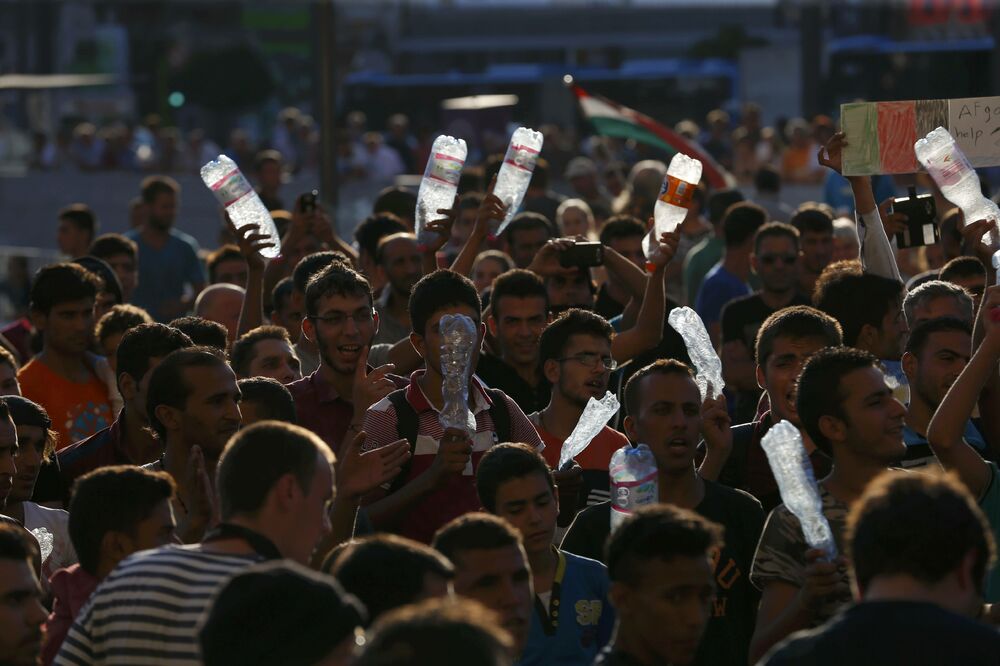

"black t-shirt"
[595,284,626,321]
[562,480,765,666]
[720,292,812,354]
[475,352,550,415]
[762,600,1000,666]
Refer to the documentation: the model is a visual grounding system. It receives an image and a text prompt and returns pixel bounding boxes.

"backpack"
[385,386,512,492]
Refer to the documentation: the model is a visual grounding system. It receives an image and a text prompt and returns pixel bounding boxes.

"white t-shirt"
[23,501,77,578]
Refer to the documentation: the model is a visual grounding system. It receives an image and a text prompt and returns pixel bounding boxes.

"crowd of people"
[0,109,1000,666]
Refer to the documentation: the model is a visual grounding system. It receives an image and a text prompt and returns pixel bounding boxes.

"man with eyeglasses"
[530,309,629,514]
[720,223,810,422]
[288,262,407,457]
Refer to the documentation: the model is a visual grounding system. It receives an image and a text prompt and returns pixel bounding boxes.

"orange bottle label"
[657,175,696,208]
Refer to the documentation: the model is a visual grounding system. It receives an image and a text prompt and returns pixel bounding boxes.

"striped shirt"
[361,370,543,543]
[53,545,262,665]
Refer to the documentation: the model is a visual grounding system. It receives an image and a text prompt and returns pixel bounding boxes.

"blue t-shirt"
[695,263,749,327]
[126,228,205,322]
[518,550,615,666]
[824,172,897,213]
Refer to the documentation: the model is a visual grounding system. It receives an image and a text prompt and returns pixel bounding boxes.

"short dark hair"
[95,304,153,344]
[206,245,245,283]
[753,222,799,254]
[29,262,101,315]
[432,512,522,563]
[790,204,835,235]
[305,261,373,317]
[168,316,229,352]
[409,270,481,337]
[292,251,344,295]
[490,269,547,320]
[356,598,513,666]
[754,165,781,193]
[459,191,484,211]
[217,421,332,520]
[904,316,972,358]
[116,323,193,386]
[4,396,56,462]
[271,276,295,314]
[231,326,293,378]
[373,186,417,222]
[940,256,986,283]
[68,466,175,576]
[140,175,179,204]
[606,504,724,584]
[755,305,842,368]
[200,560,365,666]
[796,346,879,455]
[476,443,555,514]
[538,308,614,368]
[903,280,974,325]
[707,188,745,225]
[0,522,33,563]
[74,255,122,306]
[329,535,455,623]
[354,213,408,261]
[375,232,418,266]
[237,377,296,424]
[89,233,137,262]
[58,204,98,237]
[147,346,230,439]
[599,215,647,246]
[504,212,554,245]
[722,202,768,248]
[848,471,995,593]
[814,271,904,347]
[623,358,695,416]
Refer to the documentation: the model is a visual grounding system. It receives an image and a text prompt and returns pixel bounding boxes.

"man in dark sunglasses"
[720,223,810,423]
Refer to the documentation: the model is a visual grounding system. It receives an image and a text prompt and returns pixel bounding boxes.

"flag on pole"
[568,80,732,189]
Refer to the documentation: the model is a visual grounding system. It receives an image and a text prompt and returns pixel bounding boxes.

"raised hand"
[477,175,507,236]
[877,198,908,238]
[797,548,848,612]
[423,194,460,252]
[428,428,474,484]
[226,215,274,271]
[553,463,584,527]
[527,238,577,277]
[700,393,732,451]
[336,431,411,502]
[647,227,682,268]
[817,132,847,175]
[351,346,397,418]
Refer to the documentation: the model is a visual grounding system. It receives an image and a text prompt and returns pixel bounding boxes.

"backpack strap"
[484,388,512,443]
[387,389,418,493]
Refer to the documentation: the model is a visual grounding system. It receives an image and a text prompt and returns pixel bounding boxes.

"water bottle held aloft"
[643,153,702,269]
[201,155,282,259]
[914,127,1000,248]
[609,443,658,533]
[493,127,544,238]
[415,136,467,249]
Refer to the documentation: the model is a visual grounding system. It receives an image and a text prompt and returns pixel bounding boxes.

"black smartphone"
[559,241,604,268]
[890,186,938,249]
[300,190,318,214]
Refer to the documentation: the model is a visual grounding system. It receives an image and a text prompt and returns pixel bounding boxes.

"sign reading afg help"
[841,96,1000,175]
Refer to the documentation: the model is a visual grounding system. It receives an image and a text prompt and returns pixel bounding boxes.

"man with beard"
[145,346,242,543]
[562,360,762,666]
[900,317,987,468]
[530,309,628,511]
[0,522,46,666]
[18,264,113,446]
[126,176,206,322]
[288,262,407,456]
[373,233,422,346]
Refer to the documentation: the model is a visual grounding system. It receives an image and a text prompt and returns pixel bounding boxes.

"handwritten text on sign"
[948,97,1000,168]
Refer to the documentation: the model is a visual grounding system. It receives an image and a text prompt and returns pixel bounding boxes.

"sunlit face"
[752,235,799,294]
[35,298,95,357]
[491,296,546,368]
[171,364,242,459]
[473,258,507,294]
[546,334,612,410]
[307,292,377,376]
[824,366,907,463]
[380,237,422,297]
[10,425,45,503]
[759,336,828,426]
[625,372,702,475]
[904,330,971,410]
[246,338,302,385]
[559,206,591,238]
[874,298,908,361]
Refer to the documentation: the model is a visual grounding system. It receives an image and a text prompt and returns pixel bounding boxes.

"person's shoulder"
[169,229,200,251]
[598,426,628,446]
[705,478,763,511]
[562,549,608,575]
[761,624,830,664]
[17,357,45,379]
[284,372,315,397]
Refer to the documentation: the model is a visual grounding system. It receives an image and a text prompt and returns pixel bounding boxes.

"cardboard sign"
[841,96,1000,175]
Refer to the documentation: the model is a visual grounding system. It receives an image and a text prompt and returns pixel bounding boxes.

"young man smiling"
[476,443,614,665]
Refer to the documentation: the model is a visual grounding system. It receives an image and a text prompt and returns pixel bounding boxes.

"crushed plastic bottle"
[667,307,725,401]
[558,391,620,471]
[760,420,838,562]
[914,127,1000,247]
[415,135,467,248]
[609,443,658,532]
[493,127,544,237]
[439,314,478,437]
[201,155,282,259]
[30,527,54,564]
[643,153,702,269]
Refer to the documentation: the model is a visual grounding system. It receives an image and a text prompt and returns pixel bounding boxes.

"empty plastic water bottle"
[415,136,467,248]
[914,127,1000,247]
[609,443,658,532]
[643,153,702,269]
[493,127,544,237]
[760,420,838,562]
[439,313,477,436]
[668,306,724,401]
[201,155,282,259]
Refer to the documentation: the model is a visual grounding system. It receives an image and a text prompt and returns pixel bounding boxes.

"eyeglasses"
[758,254,797,266]
[309,309,375,328]
[557,352,618,371]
